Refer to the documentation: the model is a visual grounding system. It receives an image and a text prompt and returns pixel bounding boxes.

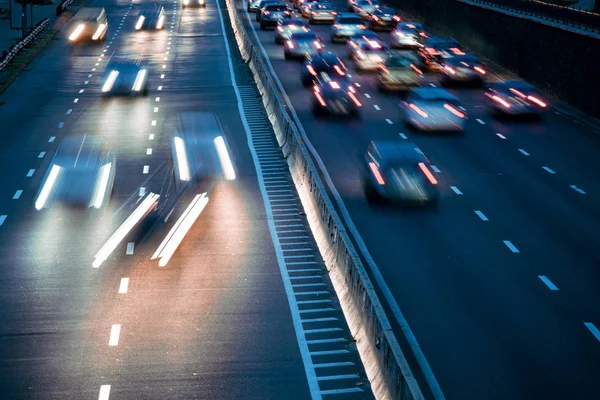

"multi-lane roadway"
[0,0,373,398]
[238,0,600,398]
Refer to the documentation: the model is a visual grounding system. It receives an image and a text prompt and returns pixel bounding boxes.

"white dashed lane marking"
[149,134,155,140]
[364,93,371,99]
[476,119,485,124]
[98,385,111,400]
[0,215,6,226]
[58,122,64,128]
[26,169,35,177]
[38,152,46,158]
[73,98,79,103]
[13,190,23,199]
[450,186,463,195]
[48,136,55,143]
[374,105,380,110]
[143,165,149,174]
[542,166,556,174]
[385,119,393,124]
[570,185,586,194]
[126,242,135,255]
[66,109,72,114]
[496,133,506,139]
[503,240,520,253]
[518,149,530,156]
[430,165,440,173]
[584,322,600,342]
[474,211,488,221]
[146,148,153,155]
[538,276,559,291]
[399,133,407,139]
[151,120,157,126]
[118,278,129,294]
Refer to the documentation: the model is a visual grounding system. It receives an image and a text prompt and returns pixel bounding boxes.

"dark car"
[260,3,292,30]
[364,7,400,31]
[484,80,549,117]
[301,54,347,86]
[256,0,279,21]
[275,18,309,44]
[135,3,166,30]
[363,141,439,205]
[35,136,116,210]
[418,36,465,71]
[101,61,148,96]
[312,74,361,117]
[440,53,486,86]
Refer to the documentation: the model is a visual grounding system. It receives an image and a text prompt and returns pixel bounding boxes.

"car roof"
[410,87,458,102]
[336,12,359,18]
[397,22,424,30]
[290,31,317,39]
[280,18,306,25]
[349,31,379,39]
[368,141,426,164]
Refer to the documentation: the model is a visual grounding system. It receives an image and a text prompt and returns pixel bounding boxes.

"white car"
[401,88,467,132]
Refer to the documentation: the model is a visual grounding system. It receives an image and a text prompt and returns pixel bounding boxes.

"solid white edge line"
[98,385,111,400]
[518,149,530,156]
[476,118,485,124]
[241,3,443,398]
[222,2,321,398]
[584,322,600,342]
[538,276,559,291]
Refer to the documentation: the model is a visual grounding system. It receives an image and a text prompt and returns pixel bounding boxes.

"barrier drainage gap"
[237,85,372,398]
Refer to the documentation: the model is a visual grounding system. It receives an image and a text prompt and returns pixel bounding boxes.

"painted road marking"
[355,83,361,87]
[151,120,157,126]
[476,119,485,124]
[503,240,520,253]
[58,122,64,128]
[98,385,111,400]
[518,149,530,156]
[66,109,72,114]
[538,276,559,291]
[399,133,407,139]
[386,119,393,124]
[108,324,121,346]
[146,148,153,155]
[158,86,163,90]
[118,278,129,294]
[73,98,79,103]
[429,83,436,87]
[26,169,35,177]
[496,133,506,139]
[431,165,441,173]
[0,215,6,226]
[570,185,586,194]
[584,322,600,342]
[364,93,371,99]
[450,186,463,195]
[143,165,149,174]
[13,190,22,199]
[160,74,165,79]
[374,105,380,110]
[126,242,135,255]
[139,187,146,196]
[84,81,89,84]
[542,166,556,174]
[155,97,160,102]
[474,211,488,221]
[154,107,159,112]
[38,152,46,158]
[48,136,55,143]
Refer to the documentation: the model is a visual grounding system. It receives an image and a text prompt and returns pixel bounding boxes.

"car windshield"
[292,32,318,41]
[386,164,428,187]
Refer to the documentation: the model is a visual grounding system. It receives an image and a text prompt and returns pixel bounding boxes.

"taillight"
[425,47,439,56]
[307,65,317,75]
[333,65,345,76]
[410,64,423,75]
[314,91,327,106]
[491,95,511,108]
[509,88,526,98]
[358,24,366,29]
[393,15,400,21]
[444,103,465,118]
[369,162,385,185]
[356,50,366,60]
[450,47,465,55]
[286,41,294,49]
[473,66,486,75]
[348,92,362,107]
[527,95,547,108]
[418,162,438,185]
[409,103,428,118]
[329,81,341,89]
[314,40,322,49]
[334,24,342,28]
[263,11,270,15]
[372,16,379,21]
[277,26,284,32]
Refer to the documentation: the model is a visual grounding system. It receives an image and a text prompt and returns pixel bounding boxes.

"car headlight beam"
[174,137,191,181]
[91,162,112,209]
[69,24,85,41]
[102,70,119,93]
[132,69,147,92]
[35,164,62,210]
[214,136,236,180]
[157,15,165,29]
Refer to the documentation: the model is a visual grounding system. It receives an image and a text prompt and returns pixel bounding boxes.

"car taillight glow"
[69,24,85,41]
[393,15,400,21]
[307,65,317,75]
[395,31,404,37]
[425,47,439,55]
[92,23,106,40]
[444,103,465,118]
[492,95,511,108]
[418,162,438,185]
[369,162,385,185]
[527,95,547,108]
[264,11,270,15]
[102,70,119,93]
[157,15,165,29]
[334,24,342,28]
[348,85,355,93]
[135,16,145,30]
[356,50,366,60]
[358,24,366,29]
[277,26,284,32]
[509,88,526,98]
[409,103,428,118]
[410,64,423,75]
[132,69,147,91]
[333,65,345,75]
[474,66,486,75]
[314,91,327,106]
[314,40,322,49]
[367,40,381,48]
[349,92,362,107]
[286,40,294,48]
[444,66,456,75]
[450,47,465,55]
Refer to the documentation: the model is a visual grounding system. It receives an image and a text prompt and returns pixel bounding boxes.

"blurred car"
[301,53,347,86]
[346,0,358,11]
[247,0,263,11]
[308,3,338,24]
[363,141,439,205]
[346,30,379,57]
[364,7,400,31]
[330,13,366,43]
[68,7,108,43]
[350,39,390,72]
[401,87,467,132]
[352,0,380,18]
[275,19,309,44]
[440,53,486,86]
[377,53,422,91]
[391,22,426,49]
[101,61,148,96]
[256,0,278,21]
[484,80,549,117]
[284,31,323,60]
[135,3,166,30]
[182,0,206,8]
[260,3,292,30]
[300,1,327,18]
[417,36,465,72]
[35,136,116,210]
[312,74,361,117]
[295,0,326,10]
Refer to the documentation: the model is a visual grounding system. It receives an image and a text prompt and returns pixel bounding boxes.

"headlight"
[199,0,205,4]
[132,69,147,92]
[102,70,119,93]
[35,164,62,210]
[135,16,145,30]
[92,23,106,40]
[157,15,165,29]
[69,24,85,41]
[91,163,113,209]
[183,0,189,4]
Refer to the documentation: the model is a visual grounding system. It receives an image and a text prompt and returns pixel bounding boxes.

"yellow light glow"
[132,69,147,91]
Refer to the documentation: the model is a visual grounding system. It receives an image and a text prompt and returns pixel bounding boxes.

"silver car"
[484,80,549,117]
[275,18,309,44]
[401,87,467,132]
[330,13,366,43]
[308,3,338,24]
[440,54,486,85]
[35,136,116,210]
[391,22,426,49]
[350,39,390,71]
[284,31,324,60]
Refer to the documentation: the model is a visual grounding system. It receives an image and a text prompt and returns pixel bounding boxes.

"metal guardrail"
[56,0,75,16]
[0,17,49,72]
[468,0,600,32]
[225,0,426,399]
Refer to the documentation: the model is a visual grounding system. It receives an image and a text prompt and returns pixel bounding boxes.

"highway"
[0,0,372,398]
[238,0,600,399]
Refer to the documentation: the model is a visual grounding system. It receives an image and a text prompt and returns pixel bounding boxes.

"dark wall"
[391,0,600,117]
